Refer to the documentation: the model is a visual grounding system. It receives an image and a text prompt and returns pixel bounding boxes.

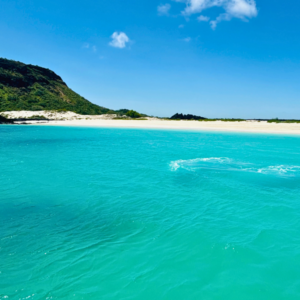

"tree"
[126,110,142,118]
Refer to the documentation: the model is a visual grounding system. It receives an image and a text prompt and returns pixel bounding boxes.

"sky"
[1,0,300,118]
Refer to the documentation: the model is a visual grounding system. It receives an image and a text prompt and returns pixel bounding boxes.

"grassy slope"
[0,58,112,115]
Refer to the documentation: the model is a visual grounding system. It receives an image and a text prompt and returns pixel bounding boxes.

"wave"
[257,165,300,175]
[170,157,300,177]
[170,157,231,172]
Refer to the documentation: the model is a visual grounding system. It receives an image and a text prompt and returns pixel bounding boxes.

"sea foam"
[170,157,231,171]
[170,157,300,177]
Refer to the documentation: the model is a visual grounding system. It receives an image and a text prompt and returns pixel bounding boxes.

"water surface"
[1,126,300,299]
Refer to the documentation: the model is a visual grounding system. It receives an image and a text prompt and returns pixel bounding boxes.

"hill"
[0,58,113,115]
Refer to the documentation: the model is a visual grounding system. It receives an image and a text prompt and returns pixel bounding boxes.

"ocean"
[1,125,300,299]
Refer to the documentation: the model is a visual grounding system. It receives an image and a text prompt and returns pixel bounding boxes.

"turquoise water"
[1,126,300,300]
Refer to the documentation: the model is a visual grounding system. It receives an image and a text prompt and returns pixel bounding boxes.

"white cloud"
[198,15,210,21]
[158,3,171,15]
[181,0,257,28]
[92,46,97,52]
[210,20,218,29]
[183,37,191,42]
[209,12,231,29]
[226,0,257,18]
[157,3,171,16]
[179,24,185,28]
[109,32,130,49]
[83,43,90,49]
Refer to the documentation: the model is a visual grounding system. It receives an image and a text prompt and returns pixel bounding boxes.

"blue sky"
[1,0,300,118]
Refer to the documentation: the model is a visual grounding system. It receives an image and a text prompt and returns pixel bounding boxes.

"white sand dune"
[0,110,119,120]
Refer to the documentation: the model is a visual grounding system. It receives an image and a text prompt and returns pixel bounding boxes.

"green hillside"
[0,58,113,115]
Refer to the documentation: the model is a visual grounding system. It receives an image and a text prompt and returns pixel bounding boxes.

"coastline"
[25,119,300,135]
[3,111,300,135]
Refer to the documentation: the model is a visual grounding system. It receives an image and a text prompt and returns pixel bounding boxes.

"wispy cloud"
[82,43,98,53]
[209,12,231,29]
[173,0,257,29]
[158,3,171,15]
[183,0,257,17]
[183,37,191,42]
[109,32,130,49]
[197,15,210,22]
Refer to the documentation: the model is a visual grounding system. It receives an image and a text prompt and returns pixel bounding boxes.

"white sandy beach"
[37,119,300,134]
[2,111,300,134]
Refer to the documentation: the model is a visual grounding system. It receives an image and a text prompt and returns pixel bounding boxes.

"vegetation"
[198,118,245,122]
[115,109,130,115]
[26,115,48,120]
[267,119,300,123]
[168,116,300,123]
[170,114,248,122]
[126,110,142,118]
[115,109,147,117]
[0,115,13,124]
[0,58,113,115]
[170,113,206,120]
[113,117,147,120]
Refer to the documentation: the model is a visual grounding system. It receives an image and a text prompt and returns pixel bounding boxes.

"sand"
[27,119,300,135]
[2,111,300,135]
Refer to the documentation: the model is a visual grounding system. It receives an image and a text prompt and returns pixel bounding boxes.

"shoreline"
[21,119,300,135]
[3,111,300,135]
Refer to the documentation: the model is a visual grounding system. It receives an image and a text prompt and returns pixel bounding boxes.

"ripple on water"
[1,127,300,299]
